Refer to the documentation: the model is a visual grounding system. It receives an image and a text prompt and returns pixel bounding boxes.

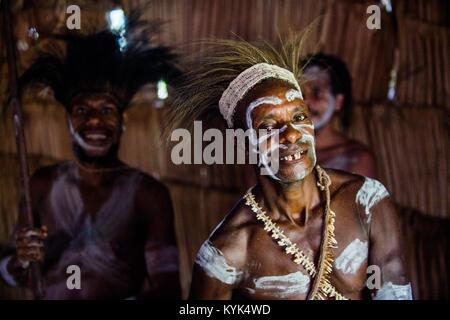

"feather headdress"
[19,15,180,111]
[166,33,310,138]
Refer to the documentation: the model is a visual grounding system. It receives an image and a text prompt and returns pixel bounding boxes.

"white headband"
[218,63,302,127]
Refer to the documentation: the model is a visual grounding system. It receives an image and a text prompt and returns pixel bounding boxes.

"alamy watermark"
[170,121,280,176]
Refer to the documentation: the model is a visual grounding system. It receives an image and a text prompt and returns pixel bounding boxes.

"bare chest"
[237,208,369,300]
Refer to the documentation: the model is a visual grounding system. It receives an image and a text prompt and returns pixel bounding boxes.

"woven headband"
[218,63,302,127]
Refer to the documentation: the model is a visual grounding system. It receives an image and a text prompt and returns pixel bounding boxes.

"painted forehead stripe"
[356,177,389,221]
[286,89,303,102]
[195,240,243,285]
[248,96,283,111]
[219,63,302,128]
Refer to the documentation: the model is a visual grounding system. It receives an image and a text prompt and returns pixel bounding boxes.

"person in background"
[302,53,377,178]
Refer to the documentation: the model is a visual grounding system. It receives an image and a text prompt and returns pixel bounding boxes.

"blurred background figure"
[302,53,377,178]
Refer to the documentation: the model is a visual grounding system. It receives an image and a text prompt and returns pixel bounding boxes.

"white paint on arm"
[335,239,368,274]
[195,240,243,285]
[373,282,413,300]
[356,177,389,224]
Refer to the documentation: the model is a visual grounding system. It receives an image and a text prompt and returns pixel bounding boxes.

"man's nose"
[281,124,302,145]
[86,113,101,126]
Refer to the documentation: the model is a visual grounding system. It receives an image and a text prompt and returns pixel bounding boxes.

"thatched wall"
[0,0,449,299]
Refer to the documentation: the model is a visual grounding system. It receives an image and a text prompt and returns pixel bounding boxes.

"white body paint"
[41,162,146,297]
[335,239,368,274]
[285,89,303,101]
[373,282,413,300]
[195,240,243,285]
[248,271,310,298]
[356,177,389,224]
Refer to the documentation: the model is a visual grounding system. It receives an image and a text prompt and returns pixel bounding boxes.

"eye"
[258,122,275,131]
[74,106,88,116]
[293,113,307,122]
[101,106,115,115]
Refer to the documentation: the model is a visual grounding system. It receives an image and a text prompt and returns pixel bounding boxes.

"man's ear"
[122,111,129,124]
[335,94,345,112]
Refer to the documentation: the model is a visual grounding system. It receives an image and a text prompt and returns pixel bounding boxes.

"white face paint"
[288,123,317,180]
[68,120,107,153]
[356,178,389,224]
[285,89,303,102]
[195,240,243,285]
[335,239,368,274]
[245,96,316,182]
[312,95,336,130]
[373,282,413,300]
[246,96,283,181]
[246,271,310,298]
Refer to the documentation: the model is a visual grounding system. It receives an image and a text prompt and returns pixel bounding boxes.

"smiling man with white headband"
[168,37,412,300]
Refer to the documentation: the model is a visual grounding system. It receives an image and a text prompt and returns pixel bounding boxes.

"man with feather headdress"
[0,15,180,299]
[168,37,412,300]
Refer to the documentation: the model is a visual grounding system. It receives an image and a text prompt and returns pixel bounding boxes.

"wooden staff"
[1,0,44,299]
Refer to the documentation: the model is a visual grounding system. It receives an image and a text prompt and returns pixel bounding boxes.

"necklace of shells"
[243,165,348,300]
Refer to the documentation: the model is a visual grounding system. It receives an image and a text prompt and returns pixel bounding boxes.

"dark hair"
[302,53,353,131]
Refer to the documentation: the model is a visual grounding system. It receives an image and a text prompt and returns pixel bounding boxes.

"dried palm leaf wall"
[0,0,449,298]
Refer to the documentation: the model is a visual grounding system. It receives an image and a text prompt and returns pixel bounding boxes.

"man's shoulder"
[325,168,387,198]
[205,196,257,269]
[133,170,170,197]
[213,196,258,237]
[30,161,70,186]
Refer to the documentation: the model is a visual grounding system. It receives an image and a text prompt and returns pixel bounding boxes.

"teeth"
[281,150,307,161]
[86,134,107,140]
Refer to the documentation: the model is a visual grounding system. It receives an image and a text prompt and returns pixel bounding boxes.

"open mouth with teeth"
[81,130,111,147]
[280,149,307,162]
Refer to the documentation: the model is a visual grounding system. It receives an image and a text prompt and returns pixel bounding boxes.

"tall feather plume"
[165,29,313,140]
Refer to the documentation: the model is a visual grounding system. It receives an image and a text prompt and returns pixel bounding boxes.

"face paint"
[280,123,317,181]
[312,95,335,130]
[195,240,243,285]
[69,120,108,154]
[245,94,316,182]
[246,96,283,180]
[285,89,303,102]
[249,271,310,298]
[335,239,368,274]
[245,96,283,142]
[145,244,179,275]
[373,282,413,300]
[356,178,389,224]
